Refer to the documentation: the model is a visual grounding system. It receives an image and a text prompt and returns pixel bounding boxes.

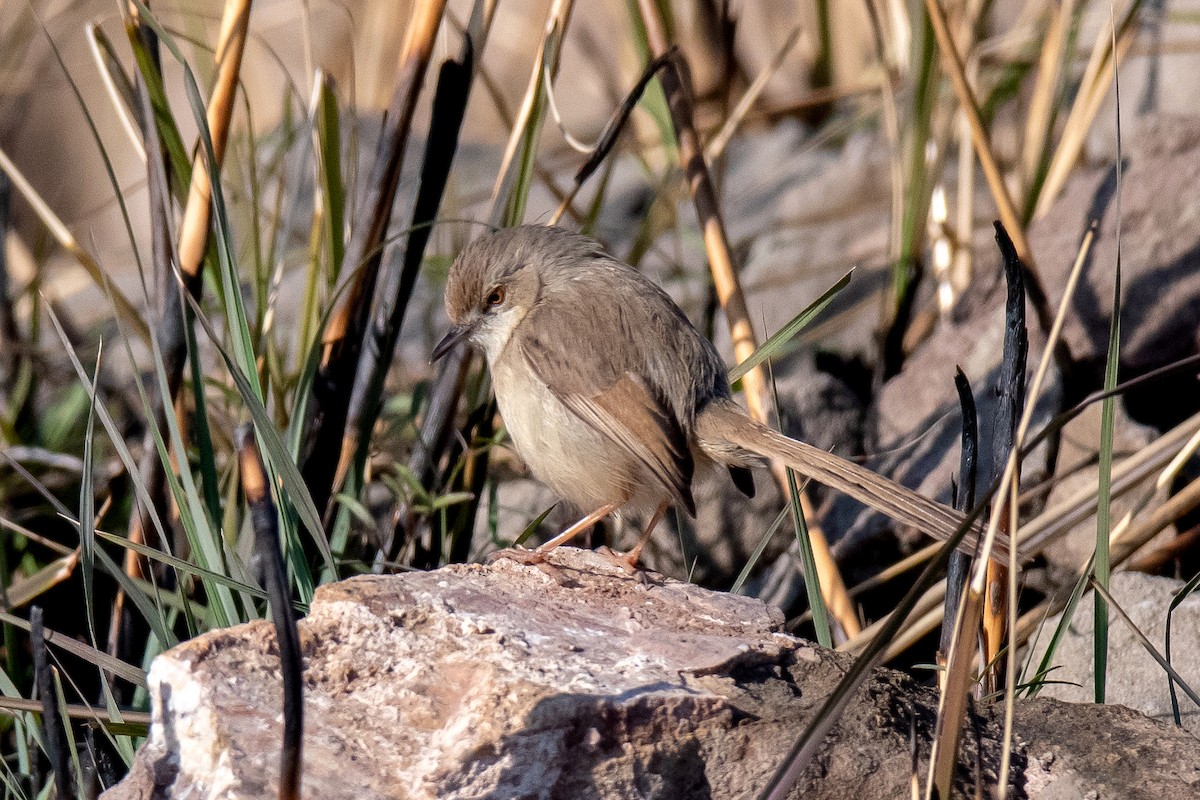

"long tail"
[697,400,1009,562]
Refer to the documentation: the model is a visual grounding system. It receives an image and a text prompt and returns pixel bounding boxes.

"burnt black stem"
[237,425,304,800]
[941,367,977,659]
[32,606,74,797]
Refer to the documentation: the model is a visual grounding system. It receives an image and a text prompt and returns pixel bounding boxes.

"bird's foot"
[595,546,650,580]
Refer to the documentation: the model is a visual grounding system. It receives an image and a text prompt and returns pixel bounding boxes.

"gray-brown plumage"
[435,225,995,563]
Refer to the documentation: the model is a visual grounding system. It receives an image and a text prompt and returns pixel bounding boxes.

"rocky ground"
[102,548,1200,800]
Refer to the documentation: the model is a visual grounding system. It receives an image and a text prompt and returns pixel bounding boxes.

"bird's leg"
[606,500,670,572]
[534,502,619,553]
[489,503,620,570]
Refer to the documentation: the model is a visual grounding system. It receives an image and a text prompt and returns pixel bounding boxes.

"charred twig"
[113,1,179,667]
[339,14,482,523]
[939,368,977,682]
[32,606,74,797]
[982,221,1028,694]
[301,0,449,517]
[237,425,303,800]
[548,50,674,225]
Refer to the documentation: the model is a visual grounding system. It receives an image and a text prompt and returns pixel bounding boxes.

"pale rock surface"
[103,549,1200,799]
[1026,571,1200,735]
[1036,402,1168,575]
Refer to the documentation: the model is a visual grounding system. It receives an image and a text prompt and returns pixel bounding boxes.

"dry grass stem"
[635,0,859,639]
[0,147,149,341]
[1015,475,1200,643]
[1034,0,1142,218]
[1020,0,1072,200]
[177,0,252,283]
[922,0,1049,319]
[86,21,146,163]
[863,410,1200,659]
[488,0,575,218]
[704,26,802,163]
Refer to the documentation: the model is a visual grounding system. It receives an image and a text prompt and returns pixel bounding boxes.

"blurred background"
[4,0,1200,793]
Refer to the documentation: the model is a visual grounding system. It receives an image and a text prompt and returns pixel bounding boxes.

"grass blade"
[729,271,851,383]
[1166,569,1200,725]
[1095,14,1124,704]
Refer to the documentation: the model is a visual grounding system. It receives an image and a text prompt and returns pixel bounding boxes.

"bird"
[433,225,986,568]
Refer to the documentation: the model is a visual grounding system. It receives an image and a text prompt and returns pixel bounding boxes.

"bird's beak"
[431,324,472,362]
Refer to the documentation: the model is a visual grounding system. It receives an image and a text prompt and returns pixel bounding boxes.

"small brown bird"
[434,225,981,567]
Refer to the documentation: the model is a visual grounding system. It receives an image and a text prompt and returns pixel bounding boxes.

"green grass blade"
[78,347,100,648]
[784,467,833,647]
[108,292,241,628]
[622,0,677,161]
[43,307,175,648]
[188,292,334,584]
[728,271,851,382]
[0,612,145,688]
[143,8,330,595]
[512,504,559,548]
[1022,555,1094,698]
[185,311,222,526]
[730,507,789,595]
[125,21,191,199]
[317,72,346,278]
[94,530,266,600]
[1090,577,1200,709]
[1166,569,1200,725]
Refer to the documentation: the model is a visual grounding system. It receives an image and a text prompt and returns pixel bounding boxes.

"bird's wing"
[514,300,696,514]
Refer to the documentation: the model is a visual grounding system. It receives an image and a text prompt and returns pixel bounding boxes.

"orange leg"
[534,502,619,554]
[618,500,671,570]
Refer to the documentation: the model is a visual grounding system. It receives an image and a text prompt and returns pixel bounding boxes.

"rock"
[1036,402,1167,576]
[1030,113,1200,428]
[1016,699,1200,799]
[1025,571,1200,735]
[103,549,1200,799]
[837,268,1063,560]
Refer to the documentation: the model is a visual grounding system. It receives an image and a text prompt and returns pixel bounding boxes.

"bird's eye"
[486,286,506,307]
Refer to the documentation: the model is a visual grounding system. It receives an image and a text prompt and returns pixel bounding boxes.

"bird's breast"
[491,353,637,512]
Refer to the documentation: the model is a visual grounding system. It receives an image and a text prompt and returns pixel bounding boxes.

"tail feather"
[697,400,1009,563]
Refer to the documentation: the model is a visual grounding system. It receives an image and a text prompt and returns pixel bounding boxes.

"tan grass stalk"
[923,0,1050,323]
[704,26,802,163]
[1034,0,1142,219]
[487,0,575,218]
[0,696,152,726]
[86,22,146,163]
[855,0,905,273]
[1015,475,1200,645]
[635,0,860,639]
[925,564,984,797]
[1020,1,1072,200]
[947,0,983,310]
[841,578,947,655]
[0,147,149,341]
[854,409,1200,660]
[176,0,252,285]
